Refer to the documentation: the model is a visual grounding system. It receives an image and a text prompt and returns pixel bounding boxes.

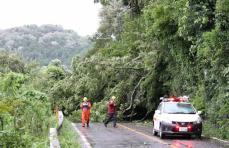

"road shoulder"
[71,123,92,148]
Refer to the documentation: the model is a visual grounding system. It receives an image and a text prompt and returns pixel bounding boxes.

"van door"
[154,103,162,130]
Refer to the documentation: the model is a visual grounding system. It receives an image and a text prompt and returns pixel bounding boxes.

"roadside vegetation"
[0,52,77,147]
[58,119,80,148]
[54,0,228,140]
[0,52,55,147]
[0,0,228,146]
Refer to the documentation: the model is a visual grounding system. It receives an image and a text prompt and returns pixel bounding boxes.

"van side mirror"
[155,110,161,114]
[197,111,202,115]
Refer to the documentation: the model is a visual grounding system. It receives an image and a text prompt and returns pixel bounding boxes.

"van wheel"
[186,134,192,139]
[159,124,165,139]
[153,128,158,136]
[196,132,202,139]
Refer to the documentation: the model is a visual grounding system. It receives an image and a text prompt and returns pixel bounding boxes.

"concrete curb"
[210,137,229,146]
[71,123,92,148]
[49,111,64,148]
[202,134,229,146]
[49,128,61,148]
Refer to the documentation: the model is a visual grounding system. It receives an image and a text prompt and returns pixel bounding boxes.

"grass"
[203,121,229,140]
[31,115,57,148]
[58,119,81,148]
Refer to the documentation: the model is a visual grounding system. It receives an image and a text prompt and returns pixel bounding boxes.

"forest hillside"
[0,25,92,66]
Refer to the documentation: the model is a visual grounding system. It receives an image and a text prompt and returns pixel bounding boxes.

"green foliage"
[0,72,27,96]
[0,98,23,114]
[0,90,52,147]
[59,119,80,148]
[90,101,107,122]
[204,120,229,140]
[0,51,26,73]
[68,110,82,123]
[0,1,226,146]
[0,55,55,147]
[46,65,65,81]
[56,0,229,140]
[216,0,229,30]
[191,84,206,112]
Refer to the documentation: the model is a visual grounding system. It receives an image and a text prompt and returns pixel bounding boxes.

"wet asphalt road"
[73,123,229,148]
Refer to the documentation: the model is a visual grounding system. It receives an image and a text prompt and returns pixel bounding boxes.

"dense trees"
[0,25,92,66]
[51,0,228,139]
[0,1,228,146]
[0,51,25,73]
[0,53,55,147]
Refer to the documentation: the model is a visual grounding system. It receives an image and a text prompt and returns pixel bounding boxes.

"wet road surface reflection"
[73,123,228,148]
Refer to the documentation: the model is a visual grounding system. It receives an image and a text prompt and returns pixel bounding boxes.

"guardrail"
[49,111,64,148]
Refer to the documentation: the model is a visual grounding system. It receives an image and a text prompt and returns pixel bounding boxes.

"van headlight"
[163,119,172,124]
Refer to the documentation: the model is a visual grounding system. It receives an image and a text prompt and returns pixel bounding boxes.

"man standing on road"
[104,96,117,128]
[80,97,91,127]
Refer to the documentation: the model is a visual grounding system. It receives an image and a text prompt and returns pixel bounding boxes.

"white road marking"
[71,123,92,148]
[117,123,197,148]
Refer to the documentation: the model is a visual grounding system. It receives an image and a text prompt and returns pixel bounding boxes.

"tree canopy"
[0,25,92,66]
[56,0,228,139]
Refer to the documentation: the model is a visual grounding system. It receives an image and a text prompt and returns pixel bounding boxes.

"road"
[72,123,228,148]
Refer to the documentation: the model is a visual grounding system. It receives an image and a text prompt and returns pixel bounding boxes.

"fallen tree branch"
[114,67,144,70]
[125,76,145,111]
[81,60,145,71]
[123,112,137,118]
[139,110,152,122]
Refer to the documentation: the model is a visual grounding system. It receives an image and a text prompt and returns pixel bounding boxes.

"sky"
[0,0,102,36]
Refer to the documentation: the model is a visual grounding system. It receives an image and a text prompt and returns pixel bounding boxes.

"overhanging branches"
[125,76,146,111]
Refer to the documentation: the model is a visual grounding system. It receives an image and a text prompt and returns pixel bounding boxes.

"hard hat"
[83,97,88,102]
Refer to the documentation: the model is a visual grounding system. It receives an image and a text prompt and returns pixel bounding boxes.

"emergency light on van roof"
[160,96,189,102]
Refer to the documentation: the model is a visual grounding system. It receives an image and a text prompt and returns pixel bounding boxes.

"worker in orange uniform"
[80,97,92,127]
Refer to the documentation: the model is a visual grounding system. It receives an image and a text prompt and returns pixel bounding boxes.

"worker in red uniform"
[104,96,117,128]
[80,97,91,127]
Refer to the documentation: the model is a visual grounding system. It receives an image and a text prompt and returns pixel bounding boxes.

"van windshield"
[163,103,196,114]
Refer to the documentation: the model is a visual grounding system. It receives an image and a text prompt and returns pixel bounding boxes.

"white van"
[153,96,202,139]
